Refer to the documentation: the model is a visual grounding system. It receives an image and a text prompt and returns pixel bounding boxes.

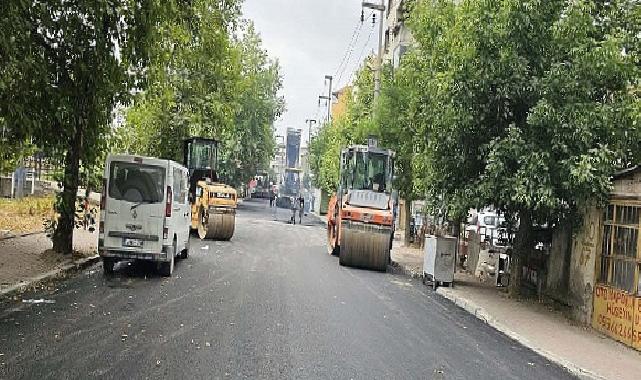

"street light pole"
[318,75,333,122]
[305,119,317,147]
[362,1,385,100]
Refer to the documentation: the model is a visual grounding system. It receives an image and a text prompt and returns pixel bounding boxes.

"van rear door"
[103,158,167,254]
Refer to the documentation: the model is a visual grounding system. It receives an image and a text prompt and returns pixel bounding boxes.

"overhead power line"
[333,19,363,80]
[335,12,374,90]
[347,22,375,85]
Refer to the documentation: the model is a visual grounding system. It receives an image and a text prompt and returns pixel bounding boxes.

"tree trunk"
[403,198,412,245]
[509,208,533,297]
[52,127,83,254]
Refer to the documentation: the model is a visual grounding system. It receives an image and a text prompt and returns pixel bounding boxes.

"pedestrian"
[290,197,297,224]
[298,195,304,224]
[269,189,275,208]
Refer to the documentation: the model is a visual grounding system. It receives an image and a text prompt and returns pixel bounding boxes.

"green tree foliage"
[0,0,165,253]
[410,0,639,292]
[116,4,283,188]
[220,23,285,186]
[116,0,242,161]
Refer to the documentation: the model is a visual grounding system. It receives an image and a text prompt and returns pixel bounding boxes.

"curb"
[0,230,46,242]
[435,287,607,380]
[0,255,101,298]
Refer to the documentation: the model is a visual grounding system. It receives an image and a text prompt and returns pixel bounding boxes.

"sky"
[241,0,378,146]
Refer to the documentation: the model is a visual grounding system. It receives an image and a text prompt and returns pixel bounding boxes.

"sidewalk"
[390,239,423,277]
[392,243,641,380]
[0,230,99,296]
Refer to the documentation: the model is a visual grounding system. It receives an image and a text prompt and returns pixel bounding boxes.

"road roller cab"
[184,137,238,240]
[327,139,396,271]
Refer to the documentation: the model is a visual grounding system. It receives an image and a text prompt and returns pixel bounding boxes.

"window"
[351,152,388,192]
[172,168,187,204]
[598,204,641,295]
[483,216,498,227]
[108,162,165,203]
[186,141,216,170]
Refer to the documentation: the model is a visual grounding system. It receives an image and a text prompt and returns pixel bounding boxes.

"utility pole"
[318,75,333,122]
[362,1,386,100]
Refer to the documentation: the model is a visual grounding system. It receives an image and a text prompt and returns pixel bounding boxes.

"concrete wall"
[313,188,331,215]
[567,207,601,324]
[0,177,11,197]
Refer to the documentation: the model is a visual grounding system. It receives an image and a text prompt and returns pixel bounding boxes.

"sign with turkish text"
[592,285,635,346]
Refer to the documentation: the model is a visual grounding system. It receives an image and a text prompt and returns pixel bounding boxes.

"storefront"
[592,170,641,350]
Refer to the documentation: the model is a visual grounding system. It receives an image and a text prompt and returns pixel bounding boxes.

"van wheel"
[180,237,190,259]
[103,258,115,275]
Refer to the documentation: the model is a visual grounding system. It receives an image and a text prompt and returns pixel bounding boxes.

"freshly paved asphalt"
[0,199,575,380]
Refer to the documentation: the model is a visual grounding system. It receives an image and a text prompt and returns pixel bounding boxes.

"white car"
[98,155,191,276]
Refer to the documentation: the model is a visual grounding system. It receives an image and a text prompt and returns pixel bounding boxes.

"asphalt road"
[0,199,575,380]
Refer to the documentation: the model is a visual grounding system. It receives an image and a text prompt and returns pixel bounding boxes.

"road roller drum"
[198,207,236,241]
[338,221,391,271]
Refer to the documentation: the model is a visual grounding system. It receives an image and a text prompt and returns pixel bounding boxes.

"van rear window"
[483,216,498,226]
[108,162,165,203]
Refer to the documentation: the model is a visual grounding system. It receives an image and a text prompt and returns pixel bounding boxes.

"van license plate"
[123,238,143,247]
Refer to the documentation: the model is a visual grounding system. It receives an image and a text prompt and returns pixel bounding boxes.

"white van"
[98,155,191,276]
[466,209,506,245]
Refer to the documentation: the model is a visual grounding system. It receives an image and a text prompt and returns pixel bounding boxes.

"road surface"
[0,199,575,379]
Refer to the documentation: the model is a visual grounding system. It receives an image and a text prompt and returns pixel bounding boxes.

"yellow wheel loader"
[184,138,237,241]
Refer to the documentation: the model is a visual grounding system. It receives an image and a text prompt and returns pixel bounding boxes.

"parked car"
[98,155,191,276]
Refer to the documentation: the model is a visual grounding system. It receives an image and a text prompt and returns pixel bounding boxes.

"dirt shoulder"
[0,196,55,238]
[0,229,97,292]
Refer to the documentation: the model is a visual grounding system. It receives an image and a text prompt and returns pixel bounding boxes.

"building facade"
[383,0,414,68]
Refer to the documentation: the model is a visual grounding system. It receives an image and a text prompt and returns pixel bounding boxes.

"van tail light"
[166,186,172,217]
[99,221,104,234]
[163,227,168,240]
[100,178,107,210]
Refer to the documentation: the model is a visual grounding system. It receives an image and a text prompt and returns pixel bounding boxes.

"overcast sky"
[241,0,378,146]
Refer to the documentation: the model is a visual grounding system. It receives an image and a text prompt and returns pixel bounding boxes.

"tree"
[0,0,165,253]
[405,0,640,294]
[376,64,423,243]
[117,7,283,188]
[120,0,243,162]
[220,22,285,187]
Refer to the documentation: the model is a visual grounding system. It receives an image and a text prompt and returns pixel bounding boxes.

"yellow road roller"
[184,137,237,241]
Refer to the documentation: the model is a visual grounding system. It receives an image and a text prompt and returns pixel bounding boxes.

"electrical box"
[423,235,456,289]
